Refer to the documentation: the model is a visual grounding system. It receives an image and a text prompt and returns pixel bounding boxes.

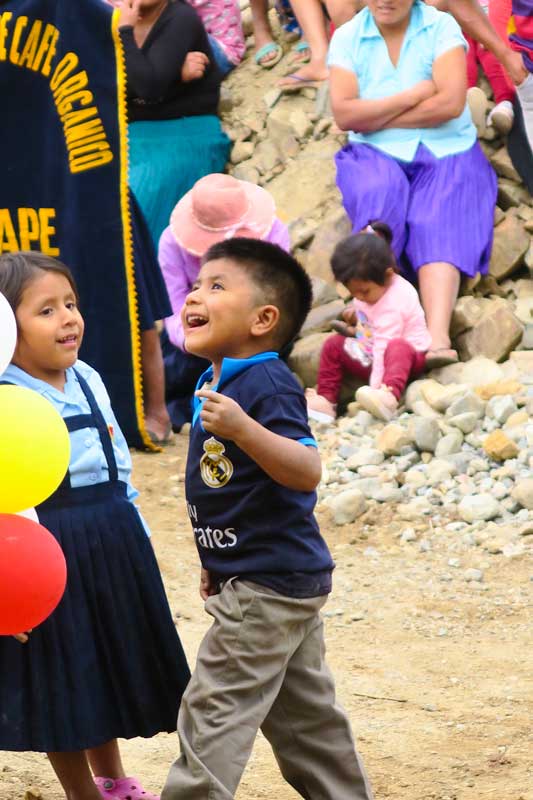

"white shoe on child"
[355,386,398,422]
[305,388,336,423]
[487,100,515,136]
[467,86,489,136]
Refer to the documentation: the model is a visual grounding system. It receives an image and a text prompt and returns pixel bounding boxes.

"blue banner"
[0,0,152,449]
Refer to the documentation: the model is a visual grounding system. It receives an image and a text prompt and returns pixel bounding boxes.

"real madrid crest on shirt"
[200,437,234,488]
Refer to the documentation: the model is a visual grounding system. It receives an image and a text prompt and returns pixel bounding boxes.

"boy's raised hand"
[196,389,248,441]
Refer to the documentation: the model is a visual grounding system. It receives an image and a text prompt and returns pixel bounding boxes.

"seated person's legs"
[324,0,360,26]
[306,333,371,421]
[417,262,460,357]
[405,143,497,361]
[250,0,283,66]
[355,338,426,420]
[141,328,173,444]
[208,35,237,77]
[278,0,329,86]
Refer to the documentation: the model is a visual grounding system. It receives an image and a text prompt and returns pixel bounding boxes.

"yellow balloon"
[0,386,70,513]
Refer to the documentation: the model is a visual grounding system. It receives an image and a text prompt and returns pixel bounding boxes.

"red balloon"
[0,514,67,635]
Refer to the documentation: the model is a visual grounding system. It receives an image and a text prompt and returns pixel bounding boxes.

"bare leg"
[141,328,171,441]
[279,0,329,83]
[87,739,127,780]
[418,261,460,351]
[47,751,102,800]
[324,0,359,26]
[250,0,279,65]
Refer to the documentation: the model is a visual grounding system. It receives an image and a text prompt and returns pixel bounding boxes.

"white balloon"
[16,507,39,523]
[0,292,16,374]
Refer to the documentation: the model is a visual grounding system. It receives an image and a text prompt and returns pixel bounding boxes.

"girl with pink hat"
[158,173,290,431]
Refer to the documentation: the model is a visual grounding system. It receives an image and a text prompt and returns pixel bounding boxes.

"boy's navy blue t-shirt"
[185,353,334,598]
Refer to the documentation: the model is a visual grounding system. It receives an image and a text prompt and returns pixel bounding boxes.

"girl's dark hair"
[0,251,79,312]
[331,220,397,286]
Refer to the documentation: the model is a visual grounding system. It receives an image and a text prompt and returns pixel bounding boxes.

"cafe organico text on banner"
[0,0,153,449]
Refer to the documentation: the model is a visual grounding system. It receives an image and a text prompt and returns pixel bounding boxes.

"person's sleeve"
[125,485,152,538]
[251,392,318,448]
[88,368,152,537]
[369,310,404,389]
[266,218,291,252]
[327,23,356,72]
[159,228,195,351]
[119,5,206,99]
[434,11,468,59]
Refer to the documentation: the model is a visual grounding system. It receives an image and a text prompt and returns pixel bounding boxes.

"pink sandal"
[94,776,160,800]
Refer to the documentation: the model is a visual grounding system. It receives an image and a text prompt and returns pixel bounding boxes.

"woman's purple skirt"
[335,141,497,278]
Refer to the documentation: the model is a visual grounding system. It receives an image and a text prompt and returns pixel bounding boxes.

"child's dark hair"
[203,238,312,349]
[0,251,79,312]
[331,221,397,286]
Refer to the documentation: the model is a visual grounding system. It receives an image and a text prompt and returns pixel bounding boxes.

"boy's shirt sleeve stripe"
[299,437,318,448]
[251,392,316,443]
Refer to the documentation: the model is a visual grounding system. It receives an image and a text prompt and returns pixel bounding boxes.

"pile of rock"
[312,357,533,557]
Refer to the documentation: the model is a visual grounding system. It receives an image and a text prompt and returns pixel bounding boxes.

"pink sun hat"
[170,173,277,257]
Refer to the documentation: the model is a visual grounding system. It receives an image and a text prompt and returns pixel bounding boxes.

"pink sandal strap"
[94,776,160,800]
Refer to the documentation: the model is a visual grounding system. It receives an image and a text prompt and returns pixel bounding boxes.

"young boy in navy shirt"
[162,239,373,800]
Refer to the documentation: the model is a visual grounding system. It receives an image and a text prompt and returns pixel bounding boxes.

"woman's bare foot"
[425,347,459,369]
[278,63,328,88]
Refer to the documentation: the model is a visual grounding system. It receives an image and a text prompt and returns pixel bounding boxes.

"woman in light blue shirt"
[328,0,497,368]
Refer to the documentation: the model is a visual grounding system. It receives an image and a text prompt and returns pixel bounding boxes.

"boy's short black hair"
[0,251,79,312]
[203,238,312,349]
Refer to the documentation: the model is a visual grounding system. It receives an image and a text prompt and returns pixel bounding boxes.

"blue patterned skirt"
[129,115,230,250]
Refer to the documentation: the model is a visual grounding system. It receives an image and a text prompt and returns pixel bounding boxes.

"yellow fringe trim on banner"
[111,10,159,452]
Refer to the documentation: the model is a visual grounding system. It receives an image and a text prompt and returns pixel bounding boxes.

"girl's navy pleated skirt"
[0,482,190,752]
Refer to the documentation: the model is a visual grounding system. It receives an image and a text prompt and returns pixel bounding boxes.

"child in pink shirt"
[306,222,431,422]
[187,0,245,73]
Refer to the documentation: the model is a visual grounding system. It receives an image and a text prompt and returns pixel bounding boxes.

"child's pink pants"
[317,335,426,404]
[466,33,515,103]
[488,0,512,45]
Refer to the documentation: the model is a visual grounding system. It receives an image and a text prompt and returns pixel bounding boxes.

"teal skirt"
[129,115,230,249]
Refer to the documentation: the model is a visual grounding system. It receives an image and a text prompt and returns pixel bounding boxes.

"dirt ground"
[2,436,533,800]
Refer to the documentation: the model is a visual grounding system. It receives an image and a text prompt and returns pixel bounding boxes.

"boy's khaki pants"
[162,578,373,800]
